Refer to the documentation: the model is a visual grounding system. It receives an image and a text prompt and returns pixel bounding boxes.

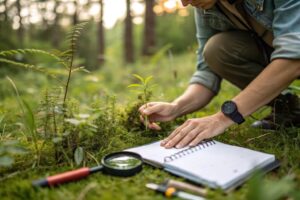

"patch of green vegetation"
[0,24,300,199]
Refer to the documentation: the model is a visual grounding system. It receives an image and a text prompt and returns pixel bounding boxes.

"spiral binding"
[163,140,216,163]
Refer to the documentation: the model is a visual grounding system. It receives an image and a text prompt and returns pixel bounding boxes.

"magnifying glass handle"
[32,166,104,187]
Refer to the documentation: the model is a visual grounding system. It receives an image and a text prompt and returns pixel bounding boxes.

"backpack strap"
[217,0,273,64]
[234,1,273,47]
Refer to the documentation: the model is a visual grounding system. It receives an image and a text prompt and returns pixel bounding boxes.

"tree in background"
[124,0,134,63]
[0,0,193,69]
[142,0,156,56]
[97,0,105,66]
[16,0,24,47]
[1,0,9,22]
[52,0,62,48]
[72,0,79,25]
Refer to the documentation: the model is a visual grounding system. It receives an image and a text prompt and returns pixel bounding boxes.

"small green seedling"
[128,74,156,131]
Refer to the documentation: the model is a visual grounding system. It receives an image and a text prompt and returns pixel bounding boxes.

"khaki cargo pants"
[203,30,274,89]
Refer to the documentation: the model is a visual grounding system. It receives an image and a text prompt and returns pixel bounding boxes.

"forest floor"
[0,52,299,200]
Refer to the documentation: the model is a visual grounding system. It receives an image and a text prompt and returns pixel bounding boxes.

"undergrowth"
[0,23,299,200]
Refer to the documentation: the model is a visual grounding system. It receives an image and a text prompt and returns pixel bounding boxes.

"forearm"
[231,59,300,117]
[161,59,300,149]
[172,83,215,117]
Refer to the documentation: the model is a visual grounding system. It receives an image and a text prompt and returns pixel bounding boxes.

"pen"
[164,179,207,197]
[146,183,206,200]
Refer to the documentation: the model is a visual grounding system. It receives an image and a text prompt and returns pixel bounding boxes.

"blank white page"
[167,141,275,188]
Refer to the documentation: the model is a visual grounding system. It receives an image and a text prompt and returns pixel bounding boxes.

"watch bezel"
[221,100,237,115]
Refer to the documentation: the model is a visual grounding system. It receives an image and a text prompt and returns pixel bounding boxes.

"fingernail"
[176,144,182,148]
[161,140,166,145]
[165,143,172,148]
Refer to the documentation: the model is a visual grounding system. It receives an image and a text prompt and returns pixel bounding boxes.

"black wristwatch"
[221,100,245,124]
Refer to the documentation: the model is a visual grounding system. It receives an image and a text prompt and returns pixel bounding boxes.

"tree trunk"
[16,0,24,46]
[52,0,61,48]
[124,0,134,63]
[97,0,105,66]
[142,0,156,56]
[72,0,78,25]
[3,0,8,21]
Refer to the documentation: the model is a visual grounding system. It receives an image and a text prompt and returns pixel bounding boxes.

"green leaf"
[0,49,61,61]
[2,140,18,146]
[0,155,14,167]
[144,76,153,85]
[65,118,82,126]
[22,99,37,135]
[127,84,141,88]
[133,74,145,84]
[71,67,90,73]
[52,137,63,144]
[6,146,27,155]
[289,85,300,91]
[74,147,84,166]
[0,114,5,125]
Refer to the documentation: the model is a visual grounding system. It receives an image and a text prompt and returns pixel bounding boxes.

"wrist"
[170,102,181,118]
[215,111,235,128]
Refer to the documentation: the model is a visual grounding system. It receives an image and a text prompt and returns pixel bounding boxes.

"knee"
[203,32,232,74]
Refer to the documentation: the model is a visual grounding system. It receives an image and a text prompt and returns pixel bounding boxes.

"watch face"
[222,101,237,115]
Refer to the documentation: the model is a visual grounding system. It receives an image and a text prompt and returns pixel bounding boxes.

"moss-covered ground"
[0,52,299,200]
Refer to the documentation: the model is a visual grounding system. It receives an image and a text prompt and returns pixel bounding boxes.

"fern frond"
[59,50,73,57]
[61,22,88,105]
[71,67,89,73]
[0,49,61,61]
[0,58,61,82]
[66,22,88,45]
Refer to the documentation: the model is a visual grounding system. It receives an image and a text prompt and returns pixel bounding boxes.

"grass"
[0,51,300,200]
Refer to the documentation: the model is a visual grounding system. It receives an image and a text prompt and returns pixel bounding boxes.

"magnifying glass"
[32,151,143,187]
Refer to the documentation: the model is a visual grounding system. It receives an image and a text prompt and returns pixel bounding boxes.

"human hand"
[139,102,179,130]
[161,112,234,148]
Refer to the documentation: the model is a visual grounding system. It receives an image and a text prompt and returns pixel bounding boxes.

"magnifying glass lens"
[105,154,142,170]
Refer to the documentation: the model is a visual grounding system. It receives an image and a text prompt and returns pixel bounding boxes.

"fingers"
[161,114,228,149]
[175,128,201,148]
[140,114,161,130]
[161,119,210,149]
[139,103,163,116]
[148,122,161,130]
[189,131,208,147]
[161,120,197,148]
[139,102,154,112]
[160,125,185,147]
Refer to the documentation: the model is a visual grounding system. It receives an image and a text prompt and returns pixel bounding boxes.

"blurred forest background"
[0,0,195,71]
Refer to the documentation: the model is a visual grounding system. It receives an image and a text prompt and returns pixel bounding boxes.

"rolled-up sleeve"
[271,0,300,60]
[190,8,221,94]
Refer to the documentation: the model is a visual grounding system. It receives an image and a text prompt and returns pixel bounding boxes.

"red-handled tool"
[32,151,142,187]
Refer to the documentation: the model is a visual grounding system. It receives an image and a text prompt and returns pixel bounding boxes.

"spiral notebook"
[126,140,279,190]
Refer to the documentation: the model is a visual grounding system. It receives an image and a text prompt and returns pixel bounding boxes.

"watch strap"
[232,111,245,124]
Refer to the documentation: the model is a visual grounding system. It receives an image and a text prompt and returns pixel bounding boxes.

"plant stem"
[63,37,75,106]
[144,87,148,131]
